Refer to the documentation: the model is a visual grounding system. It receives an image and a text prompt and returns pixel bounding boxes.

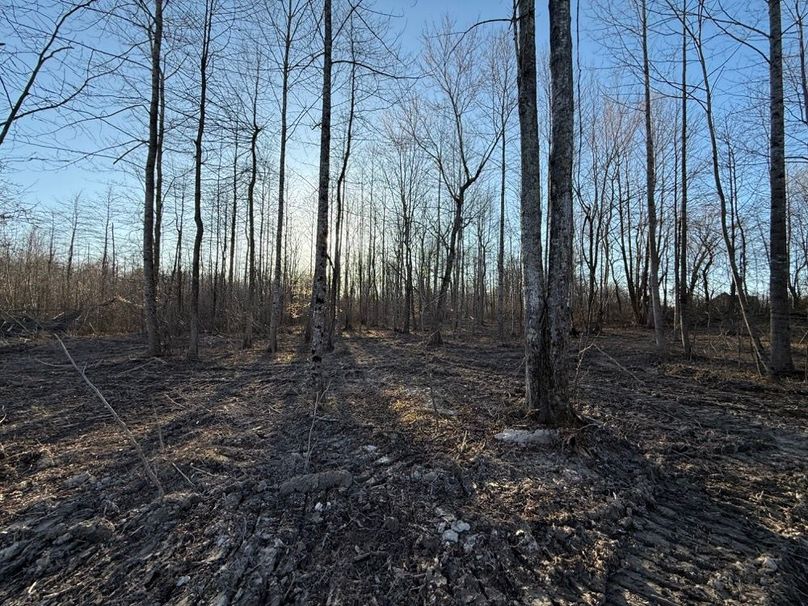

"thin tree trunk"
[242,65,260,349]
[142,0,162,357]
[691,4,768,372]
[329,58,356,347]
[498,122,506,341]
[641,0,666,355]
[679,0,691,355]
[188,0,212,360]
[269,1,294,353]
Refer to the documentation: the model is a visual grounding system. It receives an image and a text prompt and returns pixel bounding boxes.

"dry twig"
[54,334,164,497]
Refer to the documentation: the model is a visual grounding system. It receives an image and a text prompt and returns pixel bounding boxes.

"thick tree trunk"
[515,0,549,417]
[769,0,795,376]
[546,0,577,425]
[310,0,332,388]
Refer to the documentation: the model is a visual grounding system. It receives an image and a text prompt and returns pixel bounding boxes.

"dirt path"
[0,330,805,604]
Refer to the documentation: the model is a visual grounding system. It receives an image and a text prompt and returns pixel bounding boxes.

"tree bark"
[769,0,795,376]
[679,0,691,356]
[142,0,162,357]
[546,0,577,425]
[641,0,666,355]
[515,0,549,417]
[242,64,260,350]
[188,0,213,360]
[269,0,295,354]
[498,114,507,342]
[310,0,332,388]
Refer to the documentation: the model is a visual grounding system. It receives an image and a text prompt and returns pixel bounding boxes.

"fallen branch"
[54,334,164,497]
[593,344,645,384]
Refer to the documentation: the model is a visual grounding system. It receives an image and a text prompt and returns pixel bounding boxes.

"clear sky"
[3,0,557,207]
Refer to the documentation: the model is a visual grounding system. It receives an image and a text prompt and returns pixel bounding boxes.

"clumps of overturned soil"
[0,329,806,604]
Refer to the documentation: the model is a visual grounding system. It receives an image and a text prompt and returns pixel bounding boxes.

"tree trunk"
[692,6,768,372]
[546,0,577,425]
[329,58,356,348]
[242,103,259,348]
[142,0,162,357]
[679,1,691,356]
[269,2,294,354]
[310,0,332,388]
[498,123,506,342]
[188,0,212,360]
[515,0,549,417]
[641,0,666,355]
[769,0,795,376]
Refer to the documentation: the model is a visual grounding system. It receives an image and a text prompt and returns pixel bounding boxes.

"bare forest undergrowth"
[0,329,806,605]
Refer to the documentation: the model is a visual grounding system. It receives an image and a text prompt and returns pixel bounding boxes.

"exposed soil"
[0,329,806,605]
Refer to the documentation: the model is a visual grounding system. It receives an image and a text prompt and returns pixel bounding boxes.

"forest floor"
[0,327,806,605]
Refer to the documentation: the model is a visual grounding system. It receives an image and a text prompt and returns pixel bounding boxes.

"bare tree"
[188,0,215,360]
[545,0,577,424]
[769,0,795,376]
[0,0,99,148]
[686,1,769,372]
[143,0,163,356]
[242,56,262,350]
[515,0,547,417]
[679,0,692,355]
[639,0,666,355]
[411,20,501,346]
[268,0,308,354]
[310,0,332,388]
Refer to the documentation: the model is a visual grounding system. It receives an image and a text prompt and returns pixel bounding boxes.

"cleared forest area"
[2,0,808,603]
[0,329,806,604]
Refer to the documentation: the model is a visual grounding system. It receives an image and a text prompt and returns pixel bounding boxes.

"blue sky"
[3,0,560,206]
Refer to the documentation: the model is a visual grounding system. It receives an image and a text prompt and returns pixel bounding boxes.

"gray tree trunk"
[498,120,506,342]
[769,0,795,376]
[143,0,162,357]
[691,6,769,372]
[515,0,548,417]
[546,0,577,425]
[310,0,332,388]
[679,0,691,356]
[269,1,295,354]
[641,0,666,355]
[242,66,260,350]
[188,0,213,360]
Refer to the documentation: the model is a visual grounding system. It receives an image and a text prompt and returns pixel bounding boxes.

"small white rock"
[494,428,557,446]
[176,576,190,587]
[452,520,470,533]
[442,529,459,543]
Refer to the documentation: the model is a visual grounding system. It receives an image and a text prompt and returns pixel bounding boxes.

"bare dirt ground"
[0,328,806,605]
